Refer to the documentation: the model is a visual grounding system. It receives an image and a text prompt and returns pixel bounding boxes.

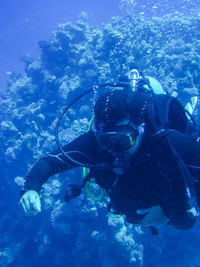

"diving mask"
[95,125,139,153]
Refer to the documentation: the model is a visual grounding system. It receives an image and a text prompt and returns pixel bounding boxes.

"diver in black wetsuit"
[19,69,200,230]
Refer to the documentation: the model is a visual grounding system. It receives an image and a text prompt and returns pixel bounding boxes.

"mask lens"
[96,131,137,152]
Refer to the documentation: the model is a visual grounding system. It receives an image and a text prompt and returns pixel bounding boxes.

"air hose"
[55,82,132,169]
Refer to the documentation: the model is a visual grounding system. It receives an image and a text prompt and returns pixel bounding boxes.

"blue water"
[0,0,121,90]
[1,0,200,266]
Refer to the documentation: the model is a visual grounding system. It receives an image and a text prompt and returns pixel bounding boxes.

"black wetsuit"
[24,94,200,230]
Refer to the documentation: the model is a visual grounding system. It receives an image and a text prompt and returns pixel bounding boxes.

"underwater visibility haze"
[1,0,200,266]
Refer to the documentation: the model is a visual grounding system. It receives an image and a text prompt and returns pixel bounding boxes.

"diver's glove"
[19,190,41,215]
[137,205,169,228]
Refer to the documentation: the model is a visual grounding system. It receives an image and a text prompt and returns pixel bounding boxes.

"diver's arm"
[153,130,200,228]
[169,130,200,228]
[23,131,98,193]
[161,198,196,229]
[168,130,200,176]
[20,131,99,215]
[137,202,196,229]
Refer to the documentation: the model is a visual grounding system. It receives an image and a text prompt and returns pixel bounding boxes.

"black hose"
[55,83,123,169]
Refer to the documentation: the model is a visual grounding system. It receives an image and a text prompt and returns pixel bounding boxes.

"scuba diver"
[19,67,200,231]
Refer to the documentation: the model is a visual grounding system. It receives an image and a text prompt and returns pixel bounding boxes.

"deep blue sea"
[0,0,121,90]
[1,0,200,266]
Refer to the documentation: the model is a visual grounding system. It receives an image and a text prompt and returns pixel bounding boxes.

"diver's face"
[95,119,140,154]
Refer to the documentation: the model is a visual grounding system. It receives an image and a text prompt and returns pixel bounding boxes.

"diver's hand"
[19,190,41,215]
[137,205,169,228]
